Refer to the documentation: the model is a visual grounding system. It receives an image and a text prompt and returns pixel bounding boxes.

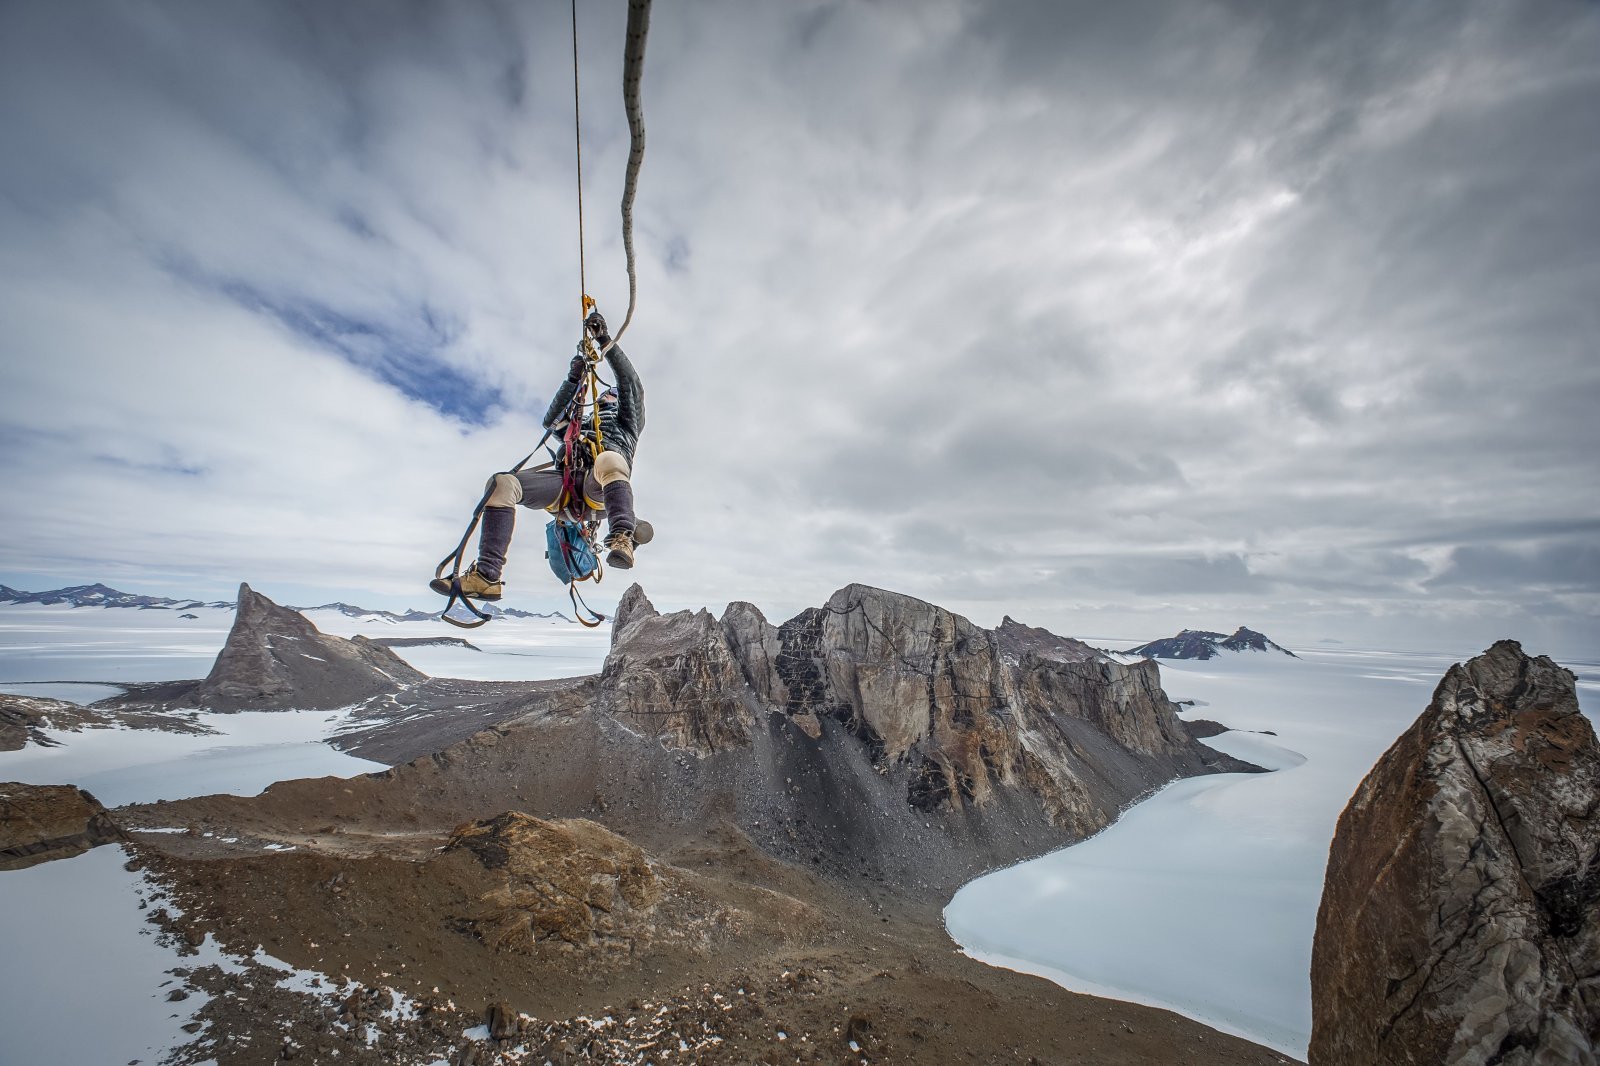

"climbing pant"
[474,505,516,582]
[482,449,636,540]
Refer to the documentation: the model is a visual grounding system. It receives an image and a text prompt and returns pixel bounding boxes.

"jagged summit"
[1123,625,1297,660]
[189,583,425,711]
[995,614,1099,664]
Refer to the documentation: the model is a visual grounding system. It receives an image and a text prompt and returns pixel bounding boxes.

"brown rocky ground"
[128,809,1300,1066]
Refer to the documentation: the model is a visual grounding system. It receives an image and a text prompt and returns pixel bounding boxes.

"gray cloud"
[0,0,1597,658]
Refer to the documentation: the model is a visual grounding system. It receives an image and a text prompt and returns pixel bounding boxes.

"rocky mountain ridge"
[126,582,1259,903]
[1123,626,1297,660]
[0,582,230,610]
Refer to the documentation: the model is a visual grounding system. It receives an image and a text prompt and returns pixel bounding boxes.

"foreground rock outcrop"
[1310,640,1600,1065]
[1,782,127,870]
[189,583,424,710]
[447,812,665,952]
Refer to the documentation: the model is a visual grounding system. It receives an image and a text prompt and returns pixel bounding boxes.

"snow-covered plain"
[946,645,1599,1060]
[0,708,390,807]
[0,599,611,686]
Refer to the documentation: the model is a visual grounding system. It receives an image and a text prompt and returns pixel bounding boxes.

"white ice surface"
[0,844,240,1066]
[946,647,1597,1060]
[0,709,389,807]
[302,606,609,681]
[0,680,127,705]
[0,601,611,684]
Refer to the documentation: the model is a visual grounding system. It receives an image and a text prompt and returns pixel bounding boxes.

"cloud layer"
[2,0,1597,656]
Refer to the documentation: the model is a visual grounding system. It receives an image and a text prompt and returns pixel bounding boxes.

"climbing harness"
[433,0,650,629]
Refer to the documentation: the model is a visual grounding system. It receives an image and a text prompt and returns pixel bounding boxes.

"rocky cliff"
[189,583,425,710]
[1309,640,1599,1065]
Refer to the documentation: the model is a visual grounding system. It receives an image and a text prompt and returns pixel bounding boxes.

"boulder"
[447,812,663,951]
[0,783,127,870]
[1310,640,1600,1065]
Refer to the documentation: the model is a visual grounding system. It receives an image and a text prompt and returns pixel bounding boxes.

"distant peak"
[1123,626,1296,660]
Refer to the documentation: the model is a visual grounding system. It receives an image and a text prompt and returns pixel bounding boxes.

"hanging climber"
[450,308,648,601]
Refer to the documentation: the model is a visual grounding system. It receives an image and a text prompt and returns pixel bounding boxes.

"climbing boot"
[458,563,503,600]
[605,530,636,570]
[429,562,503,599]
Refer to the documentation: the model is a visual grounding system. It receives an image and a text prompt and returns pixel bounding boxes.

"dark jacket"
[541,343,645,464]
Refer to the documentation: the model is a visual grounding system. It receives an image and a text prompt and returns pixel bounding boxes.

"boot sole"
[606,552,634,570]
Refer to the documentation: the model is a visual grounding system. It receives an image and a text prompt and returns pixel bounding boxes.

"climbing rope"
[570,0,589,319]
[615,0,650,342]
[571,0,650,343]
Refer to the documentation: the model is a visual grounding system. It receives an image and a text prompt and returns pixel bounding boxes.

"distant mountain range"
[1123,626,1297,660]
[0,583,569,623]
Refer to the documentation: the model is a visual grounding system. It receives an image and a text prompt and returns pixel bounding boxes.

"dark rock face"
[599,596,757,754]
[1,783,127,870]
[190,583,425,711]
[1310,640,1600,1066]
[1124,626,1296,659]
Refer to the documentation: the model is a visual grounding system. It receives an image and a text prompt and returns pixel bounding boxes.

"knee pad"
[484,472,524,508]
[593,450,632,488]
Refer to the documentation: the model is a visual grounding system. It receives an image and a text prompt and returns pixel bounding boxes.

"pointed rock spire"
[191,583,424,710]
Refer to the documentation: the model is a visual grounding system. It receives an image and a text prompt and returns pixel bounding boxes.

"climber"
[446,310,647,602]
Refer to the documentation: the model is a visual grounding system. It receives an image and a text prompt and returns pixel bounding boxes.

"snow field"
[0,708,390,807]
[0,600,611,685]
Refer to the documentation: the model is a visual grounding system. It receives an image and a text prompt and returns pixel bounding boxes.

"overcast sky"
[2,0,1597,657]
